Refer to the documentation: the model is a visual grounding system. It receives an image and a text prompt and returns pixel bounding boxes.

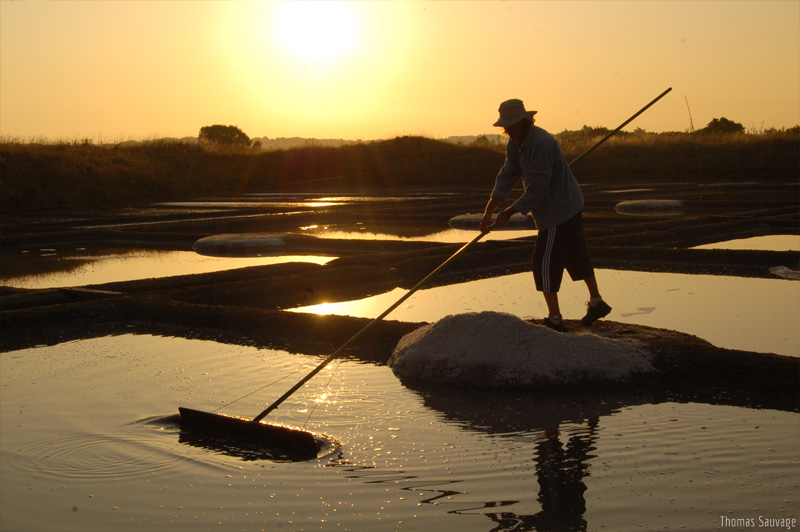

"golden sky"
[1,0,798,141]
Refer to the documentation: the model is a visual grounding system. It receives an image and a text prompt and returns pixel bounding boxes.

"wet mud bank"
[1,180,798,412]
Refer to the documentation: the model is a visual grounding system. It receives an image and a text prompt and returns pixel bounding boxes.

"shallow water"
[693,234,800,252]
[291,269,800,358]
[2,210,798,529]
[293,223,534,243]
[1,335,797,532]
[0,248,333,289]
[162,192,460,207]
[0,225,530,289]
[2,231,794,290]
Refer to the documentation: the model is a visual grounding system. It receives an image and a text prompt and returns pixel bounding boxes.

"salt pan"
[388,311,655,388]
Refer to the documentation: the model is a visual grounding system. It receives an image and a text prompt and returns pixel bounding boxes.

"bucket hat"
[493,99,537,127]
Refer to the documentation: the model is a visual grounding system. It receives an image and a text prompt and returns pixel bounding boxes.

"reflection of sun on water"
[290,289,410,319]
[299,301,344,316]
[303,202,338,207]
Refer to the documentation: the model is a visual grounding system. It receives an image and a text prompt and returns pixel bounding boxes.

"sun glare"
[275,1,358,64]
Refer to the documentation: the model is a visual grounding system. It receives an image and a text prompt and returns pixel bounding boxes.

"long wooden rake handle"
[568,87,672,167]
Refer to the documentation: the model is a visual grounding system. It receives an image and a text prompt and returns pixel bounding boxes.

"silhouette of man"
[481,99,612,332]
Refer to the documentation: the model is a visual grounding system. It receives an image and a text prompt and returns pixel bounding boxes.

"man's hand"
[493,207,516,229]
[480,211,494,233]
[481,197,505,233]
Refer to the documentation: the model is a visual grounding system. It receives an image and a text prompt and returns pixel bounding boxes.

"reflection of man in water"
[486,419,598,532]
[535,420,597,527]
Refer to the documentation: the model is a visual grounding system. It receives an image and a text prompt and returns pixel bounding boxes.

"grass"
[1,129,798,214]
[0,139,252,212]
[560,129,800,183]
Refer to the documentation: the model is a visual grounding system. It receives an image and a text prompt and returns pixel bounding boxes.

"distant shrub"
[199,125,250,148]
[698,117,745,136]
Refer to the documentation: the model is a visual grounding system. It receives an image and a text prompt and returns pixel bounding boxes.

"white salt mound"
[448,213,535,230]
[388,311,655,388]
[769,265,800,280]
[193,233,286,256]
[615,199,684,217]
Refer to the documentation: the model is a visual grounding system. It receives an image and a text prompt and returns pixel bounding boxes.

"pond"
[1,335,797,532]
[0,248,333,290]
[158,192,464,210]
[293,223,534,243]
[0,224,530,290]
[693,234,800,252]
[1,211,798,530]
[3,229,795,291]
[291,268,800,358]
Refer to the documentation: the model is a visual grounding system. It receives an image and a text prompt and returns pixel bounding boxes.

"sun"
[275,1,359,64]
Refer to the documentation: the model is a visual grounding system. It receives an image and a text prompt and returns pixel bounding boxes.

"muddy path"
[1,179,798,411]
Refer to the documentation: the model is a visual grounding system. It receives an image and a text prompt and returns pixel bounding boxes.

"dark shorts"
[532,212,594,292]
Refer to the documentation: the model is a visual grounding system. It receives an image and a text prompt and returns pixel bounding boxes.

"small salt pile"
[769,265,800,280]
[388,311,655,388]
[448,213,535,230]
[193,233,287,256]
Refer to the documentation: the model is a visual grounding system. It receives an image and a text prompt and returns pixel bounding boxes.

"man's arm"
[483,141,521,232]
[481,197,516,232]
[510,136,554,215]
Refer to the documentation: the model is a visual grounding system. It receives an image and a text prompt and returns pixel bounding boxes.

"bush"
[698,117,745,136]
[199,125,250,148]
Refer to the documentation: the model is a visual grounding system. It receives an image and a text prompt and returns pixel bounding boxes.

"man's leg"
[581,275,611,324]
[533,226,568,332]
[560,213,612,325]
[543,291,561,317]
[584,275,601,300]
[542,291,567,332]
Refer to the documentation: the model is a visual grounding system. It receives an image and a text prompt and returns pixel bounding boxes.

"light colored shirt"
[490,126,584,229]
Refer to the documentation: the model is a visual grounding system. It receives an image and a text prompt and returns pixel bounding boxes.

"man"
[480,98,611,332]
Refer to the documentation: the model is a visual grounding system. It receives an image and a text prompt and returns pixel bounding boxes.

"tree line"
[200,117,798,152]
